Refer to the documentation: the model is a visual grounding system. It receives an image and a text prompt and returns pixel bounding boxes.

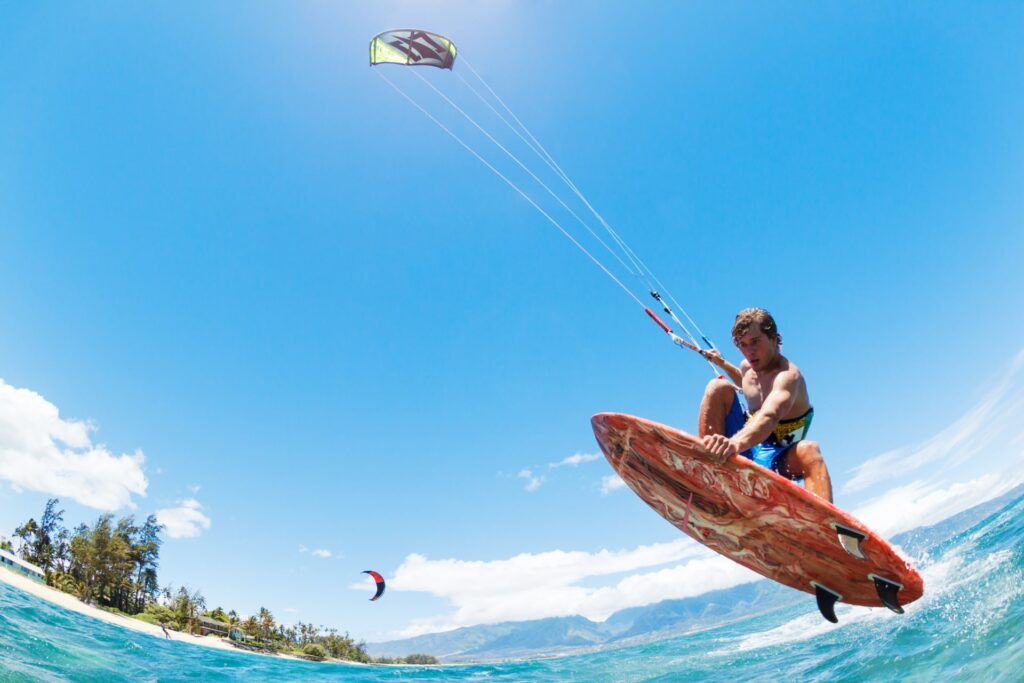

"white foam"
[718,602,891,654]
[712,543,1016,655]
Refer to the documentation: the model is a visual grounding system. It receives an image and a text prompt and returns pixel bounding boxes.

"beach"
[0,566,299,660]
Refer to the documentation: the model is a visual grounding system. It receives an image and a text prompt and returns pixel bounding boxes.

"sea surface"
[2,493,1023,682]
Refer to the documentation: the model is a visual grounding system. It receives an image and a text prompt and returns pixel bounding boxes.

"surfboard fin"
[833,524,868,560]
[811,582,842,623]
[871,575,905,614]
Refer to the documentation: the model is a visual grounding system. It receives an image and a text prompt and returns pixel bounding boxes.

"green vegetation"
[131,611,163,626]
[302,643,326,660]
[8,499,439,665]
[14,498,161,614]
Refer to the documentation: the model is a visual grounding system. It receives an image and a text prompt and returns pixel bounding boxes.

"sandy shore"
[0,566,300,660]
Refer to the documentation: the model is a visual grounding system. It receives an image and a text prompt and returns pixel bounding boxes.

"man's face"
[736,328,778,371]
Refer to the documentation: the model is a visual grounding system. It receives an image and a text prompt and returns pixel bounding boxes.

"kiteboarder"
[696,308,833,502]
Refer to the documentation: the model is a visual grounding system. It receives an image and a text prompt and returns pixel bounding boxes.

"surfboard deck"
[592,413,923,619]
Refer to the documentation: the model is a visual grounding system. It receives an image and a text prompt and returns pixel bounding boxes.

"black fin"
[872,575,905,614]
[834,524,868,560]
[812,582,841,623]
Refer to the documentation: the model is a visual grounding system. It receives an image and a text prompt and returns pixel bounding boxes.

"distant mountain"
[891,482,1024,556]
[600,580,797,642]
[368,484,1024,662]
[366,581,801,661]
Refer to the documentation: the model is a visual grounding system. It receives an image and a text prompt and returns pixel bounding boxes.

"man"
[697,308,833,502]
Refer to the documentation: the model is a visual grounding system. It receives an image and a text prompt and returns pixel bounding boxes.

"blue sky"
[1,2,1022,640]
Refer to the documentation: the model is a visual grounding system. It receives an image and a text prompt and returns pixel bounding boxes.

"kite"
[362,570,386,601]
[369,29,457,69]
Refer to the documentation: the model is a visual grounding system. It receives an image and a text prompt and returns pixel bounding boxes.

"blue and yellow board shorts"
[724,393,814,474]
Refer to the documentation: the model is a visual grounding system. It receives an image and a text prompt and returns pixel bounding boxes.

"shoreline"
[0,566,460,669]
[0,566,307,662]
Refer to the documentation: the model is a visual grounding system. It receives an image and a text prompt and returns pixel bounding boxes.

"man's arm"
[701,370,798,463]
[701,349,743,386]
[729,375,797,453]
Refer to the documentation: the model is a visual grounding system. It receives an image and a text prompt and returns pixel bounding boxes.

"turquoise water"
[2,495,1023,681]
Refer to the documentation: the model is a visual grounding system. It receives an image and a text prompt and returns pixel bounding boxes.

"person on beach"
[160,623,171,639]
[696,308,833,502]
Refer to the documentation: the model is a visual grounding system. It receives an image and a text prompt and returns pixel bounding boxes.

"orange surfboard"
[592,413,923,622]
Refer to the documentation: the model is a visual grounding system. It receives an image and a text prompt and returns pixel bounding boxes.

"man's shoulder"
[774,356,804,385]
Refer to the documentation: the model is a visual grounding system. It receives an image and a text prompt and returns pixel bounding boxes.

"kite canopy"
[362,570,386,601]
[369,29,457,69]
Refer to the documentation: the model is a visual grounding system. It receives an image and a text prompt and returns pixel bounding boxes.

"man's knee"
[704,377,734,402]
[782,440,824,479]
[698,378,735,437]
[796,441,825,469]
[792,441,832,502]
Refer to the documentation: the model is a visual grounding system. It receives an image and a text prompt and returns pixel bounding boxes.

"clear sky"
[1,2,1022,641]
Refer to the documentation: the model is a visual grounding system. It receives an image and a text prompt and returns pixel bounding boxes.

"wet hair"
[731,308,782,347]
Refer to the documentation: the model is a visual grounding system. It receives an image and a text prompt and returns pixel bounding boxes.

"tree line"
[12,498,161,614]
[5,499,435,664]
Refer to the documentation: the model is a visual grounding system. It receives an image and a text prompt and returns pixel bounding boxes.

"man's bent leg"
[698,378,737,438]
[779,440,833,503]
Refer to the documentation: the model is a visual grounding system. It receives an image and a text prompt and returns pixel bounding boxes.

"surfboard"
[592,412,924,622]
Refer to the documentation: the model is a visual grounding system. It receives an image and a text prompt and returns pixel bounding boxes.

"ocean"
[2,492,1022,682]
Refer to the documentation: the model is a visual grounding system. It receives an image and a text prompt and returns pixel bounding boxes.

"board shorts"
[724,392,814,474]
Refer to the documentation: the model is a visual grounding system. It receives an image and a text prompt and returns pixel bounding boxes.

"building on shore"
[0,548,45,583]
[196,615,231,637]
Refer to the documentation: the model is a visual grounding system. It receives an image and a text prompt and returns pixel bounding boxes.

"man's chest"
[741,374,777,411]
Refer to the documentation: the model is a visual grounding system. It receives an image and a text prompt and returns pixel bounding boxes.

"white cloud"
[853,470,1024,538]
[0,378,148,510]
[600,474,627,494]
[156,499,212,539]
[388,539,759,637]
[551,452,601,468]
[845,350,1024,493]
[512,453,602,493]
[518,469,544,492]
[843,350,1024,536]
[299,544,334,558]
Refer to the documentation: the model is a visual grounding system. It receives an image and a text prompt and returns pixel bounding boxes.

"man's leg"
[779,441,833,503]
[698,378,737,438]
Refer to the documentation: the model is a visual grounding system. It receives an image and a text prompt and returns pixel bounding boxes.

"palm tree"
[243,615,259,637]
[257,607,275,643]
[173,586,205,633]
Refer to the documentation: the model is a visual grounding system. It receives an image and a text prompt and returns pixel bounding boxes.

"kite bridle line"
[374,69,645,309]
[410,69,639,280]
[458,57,723,366]
[459,57,721,359]
[371,35,726,379]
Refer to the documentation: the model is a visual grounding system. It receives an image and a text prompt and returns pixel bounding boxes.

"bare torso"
[741,354,812,418]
